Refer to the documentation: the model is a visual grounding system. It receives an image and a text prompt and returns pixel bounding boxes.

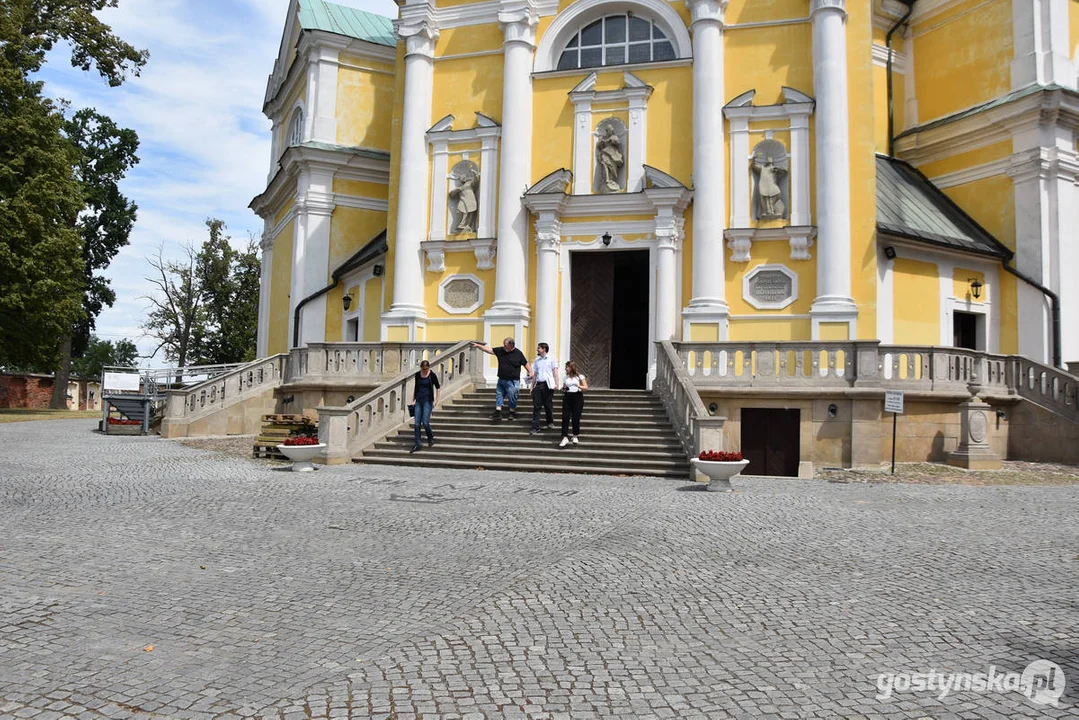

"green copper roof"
[876,155,1011,258]
[298,0,395,47]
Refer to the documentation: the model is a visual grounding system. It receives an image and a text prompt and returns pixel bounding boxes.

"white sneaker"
[559,437,570,448]
[570,436,579,444]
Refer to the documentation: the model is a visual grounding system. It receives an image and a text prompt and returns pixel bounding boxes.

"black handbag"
[408,404,415,418]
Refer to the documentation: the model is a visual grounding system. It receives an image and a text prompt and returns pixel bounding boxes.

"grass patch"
[0,409,101,423]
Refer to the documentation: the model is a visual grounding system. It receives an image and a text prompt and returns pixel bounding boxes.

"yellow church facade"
[252,0,1079,388]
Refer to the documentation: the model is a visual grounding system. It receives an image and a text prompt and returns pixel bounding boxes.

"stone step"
[435,407,665,420]
[386,427,685,449]
[376,436,685,460]
[356,452,691,479]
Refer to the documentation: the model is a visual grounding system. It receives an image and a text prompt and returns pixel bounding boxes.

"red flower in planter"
[698,450,743,462]
[283,435,320,446]
[107,418,141,426]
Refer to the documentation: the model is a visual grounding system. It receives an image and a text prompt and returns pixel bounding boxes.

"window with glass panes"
[557,15,676,70]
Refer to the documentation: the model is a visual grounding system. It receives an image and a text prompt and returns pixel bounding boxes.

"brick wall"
[0,375,56,409]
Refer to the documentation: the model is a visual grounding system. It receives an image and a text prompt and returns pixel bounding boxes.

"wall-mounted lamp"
[372,264,384,277]
[883,245,897,260]
[342,294,352,311]
[968,278,983,299]
[828,403,838,418]
[707,402,718,416]
[602,231,612,247]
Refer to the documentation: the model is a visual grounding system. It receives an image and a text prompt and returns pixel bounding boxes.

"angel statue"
[449,169,479,233]
[595,124,624,193]
[753,156,787,220]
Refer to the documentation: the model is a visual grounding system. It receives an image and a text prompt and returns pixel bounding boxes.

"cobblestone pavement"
[1,419,1076,719]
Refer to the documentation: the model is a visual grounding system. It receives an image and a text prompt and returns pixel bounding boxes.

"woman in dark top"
[409,359,441,453]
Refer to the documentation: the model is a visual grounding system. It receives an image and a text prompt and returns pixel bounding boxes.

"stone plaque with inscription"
[743,265,797,309]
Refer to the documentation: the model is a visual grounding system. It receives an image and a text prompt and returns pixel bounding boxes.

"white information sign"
[884,390,904,414]
[103,372,141,392]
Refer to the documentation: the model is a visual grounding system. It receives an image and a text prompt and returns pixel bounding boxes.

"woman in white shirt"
[559,361,588,447]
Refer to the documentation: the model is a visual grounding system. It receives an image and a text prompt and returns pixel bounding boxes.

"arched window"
[288,108,304,147]
[557,14,675,71]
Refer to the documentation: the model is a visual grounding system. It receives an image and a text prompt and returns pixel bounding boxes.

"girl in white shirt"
[559,361,588,447]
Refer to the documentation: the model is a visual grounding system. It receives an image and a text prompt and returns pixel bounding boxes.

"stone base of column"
[947,401,1002,470]
[681,302,730,342]
[810,295,858,340]
[381,305,427,342]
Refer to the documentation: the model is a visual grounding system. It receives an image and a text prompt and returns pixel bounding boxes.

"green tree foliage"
[142,220,260,367]
[0,0,146,371]
[71,335,138,378]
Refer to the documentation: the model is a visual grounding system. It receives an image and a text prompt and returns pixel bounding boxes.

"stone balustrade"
[317,340,484,464]
[1005,355,1078,422]
[160,355,287,436]
[654,341,726,457]
[285,342,456,385]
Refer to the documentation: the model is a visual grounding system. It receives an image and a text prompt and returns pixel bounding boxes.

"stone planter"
[276,443,326,472]
[691,458,750,492]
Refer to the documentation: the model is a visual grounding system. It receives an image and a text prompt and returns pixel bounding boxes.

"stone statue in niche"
[752,139,789,221]
[449,161,480,234]
[594,118,625,193]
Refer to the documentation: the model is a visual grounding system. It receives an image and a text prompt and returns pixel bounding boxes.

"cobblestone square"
[1,419,1076,718]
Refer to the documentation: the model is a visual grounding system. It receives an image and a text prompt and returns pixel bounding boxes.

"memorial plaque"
[444,278,480,309]
[744,265,797,309]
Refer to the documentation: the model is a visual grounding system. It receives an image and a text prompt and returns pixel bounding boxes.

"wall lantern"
[372,264,384,277]
[602,231,612,247]
[968,278,983,299]
[883,245,897,260]
[828,403,838,418]
[342,294,352,311]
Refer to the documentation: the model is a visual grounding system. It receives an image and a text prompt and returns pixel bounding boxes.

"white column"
[288,169,335,347]
[386,5,438,332]
[534,216,561,354]
[1012,0,1075,90]
[655,217,681,342]
[256,228,274,357]
[682,0,730,339]
[488,0,537,325]
[809,0,858,338]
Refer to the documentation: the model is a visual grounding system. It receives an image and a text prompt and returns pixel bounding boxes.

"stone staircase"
[355,388,692,479]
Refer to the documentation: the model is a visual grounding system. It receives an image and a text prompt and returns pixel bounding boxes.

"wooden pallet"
[253,415,318,459]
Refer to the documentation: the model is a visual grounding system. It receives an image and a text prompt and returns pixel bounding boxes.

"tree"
[50,108,139,407]
[71,335,138,379]
[0,0,146,370]
[141,219,261,368]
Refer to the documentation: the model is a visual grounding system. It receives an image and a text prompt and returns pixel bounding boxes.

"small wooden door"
[740,408,800,477]
[570,253,614,387]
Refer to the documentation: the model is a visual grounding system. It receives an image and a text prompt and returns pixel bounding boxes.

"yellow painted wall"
[725,23,814,107]
[941,175,1015,248]
[329,208,388,272]
[363,278,383,341]
[919,140,1011,179]
[1073,0,1079,66]
[848,0,879,339]
[725,243,816,317]
[334,178,389,200]
[726,0,807,24]
[873,59,904,153]
[268,220,295,355]
[730,319,812,341]
[913,0,1011,123]
[274,198,294,226]
[382,42,407,335]
[336,58,395,150]
[893,258,940,345]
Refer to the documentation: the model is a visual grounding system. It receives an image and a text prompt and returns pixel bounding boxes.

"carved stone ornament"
[752,139,789,221]
[425,246,446,273]
[594,118,626,194]
[448,160,480,235]
[472,239,497,270]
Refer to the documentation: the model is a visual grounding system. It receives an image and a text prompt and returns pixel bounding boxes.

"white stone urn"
[277,443,326,472]
[691,458,750,492]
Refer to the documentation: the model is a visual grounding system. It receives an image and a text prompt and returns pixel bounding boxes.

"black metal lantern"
[969,278,983,299]
[602,231,612,246]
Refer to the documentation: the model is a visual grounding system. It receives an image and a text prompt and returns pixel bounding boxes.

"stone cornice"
[498,0,538,46]
[250,144,391,218]
[395,2,440,59]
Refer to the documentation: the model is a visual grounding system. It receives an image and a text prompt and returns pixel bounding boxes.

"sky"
[36,0,398,366]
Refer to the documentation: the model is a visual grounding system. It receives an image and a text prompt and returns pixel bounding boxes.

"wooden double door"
[741,408,801,477]
[569,250,649,389]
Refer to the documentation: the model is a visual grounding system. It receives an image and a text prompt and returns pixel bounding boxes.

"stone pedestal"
[947,401,1002,470]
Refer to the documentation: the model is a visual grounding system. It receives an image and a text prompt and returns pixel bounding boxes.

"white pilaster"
[1012,0,1075,90]
[534,217,561,354]
[625,77,650,193]
[876,245,894,344]
[478,133,499,238]
[809,0,858,339]
[289,168,335,347]
[257,227,274,357]
[729,116,751,227]
[429,139,449,242]
[654,217,682,342]
[268,118,282,182]
[572,90,593,195]
[386,3,439,335]
[488,0,538,324]
[902,27,918,129]
[937,259,955,347]
[682,0,730,339]
[789,110,812,227]
[305,41,344,143]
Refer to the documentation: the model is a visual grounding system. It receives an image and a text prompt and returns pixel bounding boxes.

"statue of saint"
[753,156,787,219]
[450,170,479,233]
[595,125,624,193]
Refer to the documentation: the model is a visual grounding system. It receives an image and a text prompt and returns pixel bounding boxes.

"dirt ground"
[173,434,1079,486]
[0,409,100,423]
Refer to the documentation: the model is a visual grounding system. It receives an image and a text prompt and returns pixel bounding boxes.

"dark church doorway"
[740,408,800,477]
[953,310,983,350]
[570,250,650,388]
